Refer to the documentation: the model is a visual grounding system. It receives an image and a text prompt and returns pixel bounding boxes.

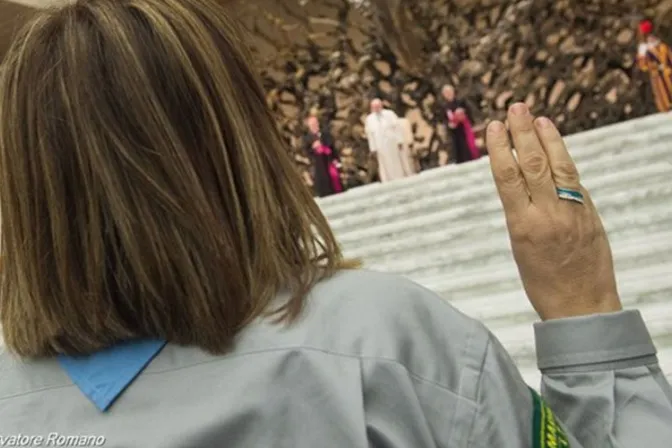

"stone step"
[318,113,672,380]
[318,113,672,217]
[448,270,672,325]
[342,203,672,265]
[352,199,672,271]
[413,261,672,304]
[368,224,672,280]
[327,142,672,232]
[358,223,671,275]
[334,162,672,247]
[339,201,669,261]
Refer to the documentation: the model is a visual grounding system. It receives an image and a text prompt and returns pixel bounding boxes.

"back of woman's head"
[0,0,349,357]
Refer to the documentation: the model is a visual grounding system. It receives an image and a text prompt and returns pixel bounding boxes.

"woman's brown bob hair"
[0,0,356,357]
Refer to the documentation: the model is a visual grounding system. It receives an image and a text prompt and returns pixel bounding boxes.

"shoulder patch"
[530,387,570,448]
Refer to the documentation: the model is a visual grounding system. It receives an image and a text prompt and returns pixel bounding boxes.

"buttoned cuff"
[534,310,658,374]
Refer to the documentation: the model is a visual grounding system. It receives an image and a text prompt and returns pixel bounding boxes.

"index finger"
[486,120,530,215]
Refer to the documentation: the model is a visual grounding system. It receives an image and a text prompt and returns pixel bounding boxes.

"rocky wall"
[236,0,666,187]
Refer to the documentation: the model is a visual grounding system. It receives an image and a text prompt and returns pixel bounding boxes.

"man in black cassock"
[441,85,481,164]
[302,116,342,198]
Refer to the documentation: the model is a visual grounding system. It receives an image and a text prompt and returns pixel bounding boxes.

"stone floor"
[317,112,672,386]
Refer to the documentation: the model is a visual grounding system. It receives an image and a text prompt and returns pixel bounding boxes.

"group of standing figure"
[303,85,481,198]
[303,17,668,199]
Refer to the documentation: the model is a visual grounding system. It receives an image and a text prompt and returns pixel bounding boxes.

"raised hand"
[486,103,622,320]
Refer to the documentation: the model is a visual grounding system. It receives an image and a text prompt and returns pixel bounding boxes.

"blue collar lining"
[58,339,167,411]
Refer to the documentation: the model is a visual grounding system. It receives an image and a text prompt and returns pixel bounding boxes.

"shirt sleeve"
[468,310,672,447]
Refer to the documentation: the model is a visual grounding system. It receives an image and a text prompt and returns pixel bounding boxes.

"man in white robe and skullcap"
[365,99,412,182]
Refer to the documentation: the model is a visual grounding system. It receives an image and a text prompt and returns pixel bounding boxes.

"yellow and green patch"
[530,388,570,448]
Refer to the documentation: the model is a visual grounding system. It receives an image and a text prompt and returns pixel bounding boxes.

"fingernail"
[510,103,527,115]
[488,121,505,133]
[535,117,551,128]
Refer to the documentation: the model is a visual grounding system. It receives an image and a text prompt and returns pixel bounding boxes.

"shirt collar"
[58,339,166,411]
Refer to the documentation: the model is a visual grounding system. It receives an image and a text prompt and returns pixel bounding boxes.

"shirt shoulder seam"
[0,345,476,403]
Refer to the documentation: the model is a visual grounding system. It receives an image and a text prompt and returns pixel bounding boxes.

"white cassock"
[365,109,412,182]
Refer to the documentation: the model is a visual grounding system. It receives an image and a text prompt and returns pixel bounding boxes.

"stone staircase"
[317,112,672,387]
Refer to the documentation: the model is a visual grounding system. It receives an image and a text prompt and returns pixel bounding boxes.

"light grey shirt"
[1,269,671,447]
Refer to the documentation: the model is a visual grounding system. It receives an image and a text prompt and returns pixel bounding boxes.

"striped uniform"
[638,40,672,112]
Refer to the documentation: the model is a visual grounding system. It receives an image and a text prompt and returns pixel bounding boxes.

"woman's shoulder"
[299,269,491,369]
[312,269,447,311]
[312,269,476,322]
[309,269,438,307]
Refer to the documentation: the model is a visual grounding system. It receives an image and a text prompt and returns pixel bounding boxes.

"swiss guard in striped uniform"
[636,19,672,112]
